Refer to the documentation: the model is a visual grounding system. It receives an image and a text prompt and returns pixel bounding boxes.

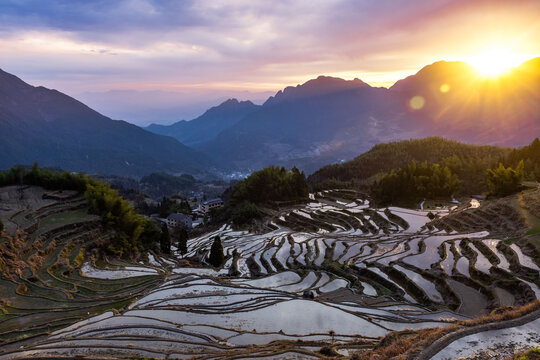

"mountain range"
[146,99,260,147]
[147,58,540,173]
[1,58,539,177]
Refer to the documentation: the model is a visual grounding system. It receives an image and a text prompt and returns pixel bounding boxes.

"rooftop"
[202,198,223,206]
[167,213,191,221]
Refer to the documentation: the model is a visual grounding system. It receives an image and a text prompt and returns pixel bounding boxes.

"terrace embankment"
[0,186,164,347]
[1,188,538,359]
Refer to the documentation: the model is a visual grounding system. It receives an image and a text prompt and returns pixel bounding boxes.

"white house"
[166,213,192,229]
[197,198,224,214]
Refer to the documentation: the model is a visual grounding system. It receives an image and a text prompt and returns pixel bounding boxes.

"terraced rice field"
[0,186,163,347]
[1,187,539,359]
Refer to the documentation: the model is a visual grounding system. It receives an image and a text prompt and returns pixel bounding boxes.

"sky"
[0,0,539,125]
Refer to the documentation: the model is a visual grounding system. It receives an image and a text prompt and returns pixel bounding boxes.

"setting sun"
[466,47,531,77]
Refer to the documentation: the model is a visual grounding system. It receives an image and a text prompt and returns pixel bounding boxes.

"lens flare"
[409,96,425,110]
[440,84,450,93]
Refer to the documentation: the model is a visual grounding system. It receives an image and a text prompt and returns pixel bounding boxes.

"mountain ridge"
[145,98,260,147]
[189,57,540,173]
[0,68,217,177]
[3,56,539,177]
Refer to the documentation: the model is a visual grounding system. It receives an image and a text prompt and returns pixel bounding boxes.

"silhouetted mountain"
[195,59,540,173]
[195,76,412,173]
[389,59,540,145]
[3,57,538,178]
[146,99,260,146]
[263,76,369,105]
[0,69,216,177]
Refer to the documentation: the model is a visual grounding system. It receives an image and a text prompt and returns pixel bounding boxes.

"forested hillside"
[505,138,540,181]
[308,137,509,192]
[221,166,309,226]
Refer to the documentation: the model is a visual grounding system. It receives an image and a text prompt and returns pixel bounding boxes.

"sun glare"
[467,47,529,77]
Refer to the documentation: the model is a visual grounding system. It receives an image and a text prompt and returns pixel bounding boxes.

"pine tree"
[178,228,188,255]
[160,223,171,254]
[208,236,224,267]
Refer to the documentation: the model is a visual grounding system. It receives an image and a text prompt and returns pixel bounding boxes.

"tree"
[160,223,171,254]
[0,219,4,233]
[231,201,260,226]
[208,236,224,267]
[487,161,524,197]
[178,228,188,255]
[371,160,461,205]
[230,166,309,206]
[505,138,540,181]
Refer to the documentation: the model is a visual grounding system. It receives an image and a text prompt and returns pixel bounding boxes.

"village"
[150,196,224,230]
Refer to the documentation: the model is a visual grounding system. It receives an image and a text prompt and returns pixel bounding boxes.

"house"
[166,213,192,229]
[197,198,224,214]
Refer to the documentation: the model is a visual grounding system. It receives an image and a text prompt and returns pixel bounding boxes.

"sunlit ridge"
[465,47,532,77]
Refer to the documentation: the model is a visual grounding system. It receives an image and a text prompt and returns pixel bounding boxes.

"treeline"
[310,137,540,201]
[371,161,461,205]
[140,172,199,197]
[230,166,309,205]
[505,138,540,181]
[220,166,309,226]
[0,164,162,258]
[308,137,509,191]
[138,172,228,199]
[0,164,88,191]
[371,157,529,206]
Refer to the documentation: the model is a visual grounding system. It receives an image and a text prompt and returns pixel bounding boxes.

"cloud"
[0,0,538,124]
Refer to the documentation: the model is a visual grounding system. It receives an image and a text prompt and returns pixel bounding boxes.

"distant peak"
[264,75,369,106]
[221,98,240,105]
[218,98,255,107]
[307,75,368,87]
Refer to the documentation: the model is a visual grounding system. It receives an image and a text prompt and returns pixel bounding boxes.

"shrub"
[319,346,339,357]
[74,250,85,267]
